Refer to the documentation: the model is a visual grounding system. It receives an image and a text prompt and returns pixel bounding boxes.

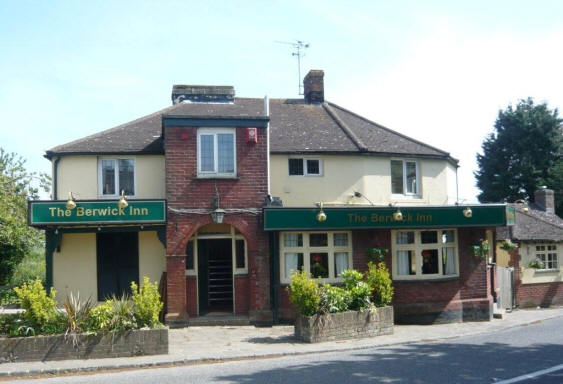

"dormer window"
[391,159,419,196]
[197,128,236,177]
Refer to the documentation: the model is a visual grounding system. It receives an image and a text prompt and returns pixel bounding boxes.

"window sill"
[392,276,459,283]
[194,175,239,180]
[532,268,560,274]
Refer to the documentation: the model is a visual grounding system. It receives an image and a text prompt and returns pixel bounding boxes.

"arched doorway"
[185,224,247,315]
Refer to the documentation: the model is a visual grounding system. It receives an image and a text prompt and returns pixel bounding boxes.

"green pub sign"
[29,200,167,226]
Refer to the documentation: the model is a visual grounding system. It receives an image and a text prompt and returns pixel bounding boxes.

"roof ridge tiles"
[326,101,457,163]
[322,102,368,152]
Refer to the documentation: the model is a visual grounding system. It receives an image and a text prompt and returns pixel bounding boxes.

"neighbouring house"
[496,188,563,308]
[28,70,512,326]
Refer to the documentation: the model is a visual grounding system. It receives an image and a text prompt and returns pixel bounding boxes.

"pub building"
[29,70,513,326]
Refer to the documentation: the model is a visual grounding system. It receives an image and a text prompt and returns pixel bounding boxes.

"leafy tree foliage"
[475,98,563,215]
[0,148,49,284]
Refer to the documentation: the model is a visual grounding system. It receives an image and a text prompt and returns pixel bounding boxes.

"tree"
[0,148,49,285]
[475,98,563,216]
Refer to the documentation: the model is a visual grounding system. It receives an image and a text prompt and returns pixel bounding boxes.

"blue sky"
[2,1,563,201]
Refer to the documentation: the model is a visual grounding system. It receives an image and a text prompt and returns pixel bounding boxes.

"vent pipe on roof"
[171,85,235,105]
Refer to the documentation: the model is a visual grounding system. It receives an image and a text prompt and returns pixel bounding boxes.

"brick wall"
[234,276,250,315]
[164,125,269,323]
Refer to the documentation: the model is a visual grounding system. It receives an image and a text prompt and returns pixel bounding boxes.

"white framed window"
[98,158,136,198]
[197,128,236,177]
[535,244,558,270]
[280,231,352,284]
[392,229,458,280]
[288,158,323,176]
[391,159,419,196]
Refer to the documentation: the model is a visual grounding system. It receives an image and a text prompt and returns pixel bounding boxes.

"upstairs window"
[197,128,236,177]
[98,158,135,197]
[391,159,419,195]
[288,158,322,176]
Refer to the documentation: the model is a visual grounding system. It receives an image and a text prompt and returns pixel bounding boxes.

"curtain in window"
[285,253,299,278]
[335,252,348,276]
[102,160,115,195]
[284,234,300,247]
[444,247,456,275]
[200,135,214,171]
[333,233,348,246]
[397,250,410,275]
[217,134,234,173]
[406,161,417,194]
[118,159,135,195]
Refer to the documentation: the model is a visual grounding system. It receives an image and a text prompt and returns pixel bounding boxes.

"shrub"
[62,292,93,335]
[131,276,163,327]
[365,262,394,307]
[0,287,19,307]
[10,249,45,286]
[287,270,320,316]
[13,279,62,333]
[341,269,371,311]
[319,284,350,314]
[88,299,114,332]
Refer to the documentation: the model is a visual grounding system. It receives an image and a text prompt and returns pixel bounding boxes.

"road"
[9,317,563,384]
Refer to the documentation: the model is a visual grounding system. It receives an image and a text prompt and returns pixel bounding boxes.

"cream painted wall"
[54,155,165,200]
[518,242,563,284]
[53,231,166,304]
[270,154,453,207]
[446,162,458,204]
[53,233,97,304]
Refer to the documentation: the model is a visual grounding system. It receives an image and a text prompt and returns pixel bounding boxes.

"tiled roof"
[46,97,456,163]
[497,204,563,242]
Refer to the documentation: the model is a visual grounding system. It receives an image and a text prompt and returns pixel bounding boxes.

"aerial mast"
[275,40,310,95]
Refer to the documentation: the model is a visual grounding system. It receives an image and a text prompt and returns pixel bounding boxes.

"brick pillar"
[165,255,189,327]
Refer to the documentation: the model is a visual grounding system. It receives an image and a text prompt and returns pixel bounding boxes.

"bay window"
[391,159,419,196]
[280,231,352,284]
[197,128,236,177]
[98,158,135,197]
[392,229,458,280]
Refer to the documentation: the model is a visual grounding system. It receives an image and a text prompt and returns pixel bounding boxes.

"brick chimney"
[303,70,324,103]
[534,187,555,214]
[171,85,234,105]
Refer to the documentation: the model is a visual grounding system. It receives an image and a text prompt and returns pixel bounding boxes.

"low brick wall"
[294,306,393,343]
[0,328,168,363]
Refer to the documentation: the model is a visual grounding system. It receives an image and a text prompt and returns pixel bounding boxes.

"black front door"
[198,239,233,314]
[97,232,139,301]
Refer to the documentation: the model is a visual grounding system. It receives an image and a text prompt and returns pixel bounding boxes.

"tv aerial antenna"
[275,40,310,95]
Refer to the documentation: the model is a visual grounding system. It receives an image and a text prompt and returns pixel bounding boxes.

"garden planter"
[294,306,393,343]
[0,328,168,363]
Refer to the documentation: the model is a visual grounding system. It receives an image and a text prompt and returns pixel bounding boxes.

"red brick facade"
[164,125,270,325]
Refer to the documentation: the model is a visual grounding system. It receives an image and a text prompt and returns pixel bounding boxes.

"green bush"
[88,299,114,332]
[319,284,350,314]
[365,262,394,307]
[287,270,320,316]
[341,269,371,311]
[10,249,45,286]
[131,276,163,327]
[0,287,19,307]
[13,279,62,334]
[63,292,93,335]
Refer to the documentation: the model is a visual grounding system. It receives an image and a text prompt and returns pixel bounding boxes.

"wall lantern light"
[66,192,76,210]
[211,193,226,224]
[463,207,473,218]
[118,190,129,210]
[316,202,327,222]
[393,208,403,221]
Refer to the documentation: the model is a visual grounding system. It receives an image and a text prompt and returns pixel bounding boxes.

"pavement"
[1,306,563,379]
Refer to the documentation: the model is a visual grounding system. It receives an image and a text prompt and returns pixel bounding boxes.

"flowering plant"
[366,243,389,263]
[500,240,518,251]
[471,239,490,259]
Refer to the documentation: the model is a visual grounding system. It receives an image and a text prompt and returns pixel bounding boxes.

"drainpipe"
[53,156,61,200]
[455,164,459,204]
[264,95,270,195]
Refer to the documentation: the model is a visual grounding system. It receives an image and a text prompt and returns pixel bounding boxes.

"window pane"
[396,231,414,244]
[288,159,303,175]
[442,230,455,244]
[217,133,234,173]
[421,231,438,244]
[200,134,215,172]
[310,253,329,278]
[118,159,135,195]
[235,239,245,269]
[306,159,320,175]
[442,247,456,275]
[406,161,417,194]
[309,233,328,247]
[334,252,349,277]
[101,160,115,195]
[333,233,348,246]
[396,250,415,275]
[284,252,303,278]
[391,160,403,194]
[284,233,303,247]
[422,249,439,274]
[186,241,194,270]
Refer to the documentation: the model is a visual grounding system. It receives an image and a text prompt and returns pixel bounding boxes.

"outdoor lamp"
[66,192,76,210]
[118,190,129,210]
[211,193,225,223]
[316,202,327,222]
[514,199,529,212]
[463,207,472,218]
[393,208,403,221]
